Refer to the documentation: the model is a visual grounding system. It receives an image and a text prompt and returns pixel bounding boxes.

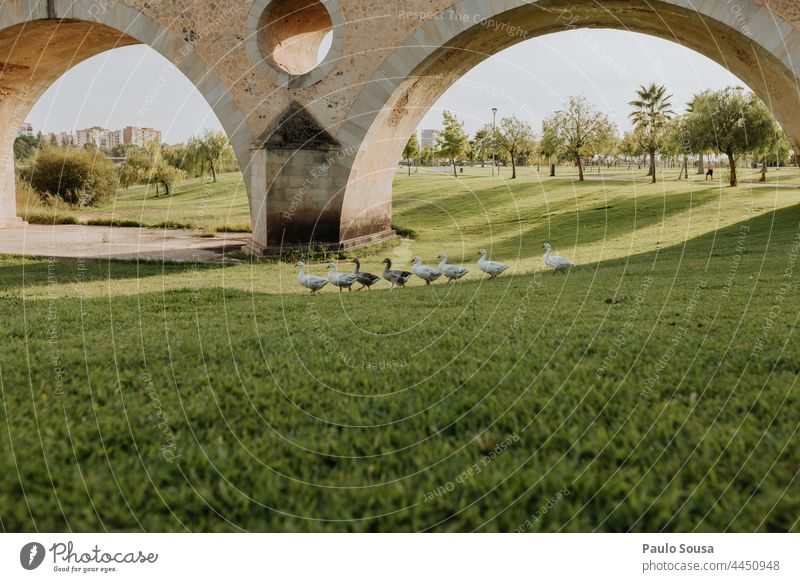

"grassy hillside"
[17,172,251,232]
[1,166,799,531]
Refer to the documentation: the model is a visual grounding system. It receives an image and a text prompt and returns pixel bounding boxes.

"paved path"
[0,224,249,263]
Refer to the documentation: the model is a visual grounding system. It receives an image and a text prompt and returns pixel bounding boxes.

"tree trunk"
[697,155,704,175]
[550,158,555,177]
[576,152,584,181]
[510,150,517,179]
[681,157,688,180]
[760,157,767,182]
[408,158,411,176]
[648,149,656,182]
[728,151,737,187]
[452,159,458,178]
[209,158,217,182]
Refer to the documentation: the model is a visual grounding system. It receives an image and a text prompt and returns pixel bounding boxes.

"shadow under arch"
[335,0,800,242]
[0,1,252,229]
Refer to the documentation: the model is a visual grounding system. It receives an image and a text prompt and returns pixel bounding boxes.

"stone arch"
[0,0,251,229]
[334,0,800,242]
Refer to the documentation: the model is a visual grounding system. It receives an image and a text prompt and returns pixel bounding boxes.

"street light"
[492,107,498,177]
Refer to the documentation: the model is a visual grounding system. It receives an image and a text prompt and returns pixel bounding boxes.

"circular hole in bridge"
[258,0,334,76]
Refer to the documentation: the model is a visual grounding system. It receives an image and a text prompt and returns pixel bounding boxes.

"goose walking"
[327,262,358,291]
[542,243,574,275]
[437,251,470,282]
[381,258,413,289]
[410,256,442,286]
[350,258,381,290]
[296,261,328,294]
[477,249,509,280]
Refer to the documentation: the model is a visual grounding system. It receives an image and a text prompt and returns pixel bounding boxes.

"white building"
[75,127,111,148]
[18,122,34,138]
[74,127,126,149]
[419,129,439,150]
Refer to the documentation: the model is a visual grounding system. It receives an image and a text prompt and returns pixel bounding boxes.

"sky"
[26,29,744,144]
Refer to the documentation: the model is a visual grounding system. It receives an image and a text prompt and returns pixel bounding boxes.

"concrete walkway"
[0,224,249,263]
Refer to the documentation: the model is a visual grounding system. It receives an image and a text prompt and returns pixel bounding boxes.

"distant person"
[705,161,715,181]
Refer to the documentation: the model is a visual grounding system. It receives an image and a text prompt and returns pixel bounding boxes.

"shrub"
[391,223,418,239]
[85,218,144,228]
[25,212,78,225]
[20,146,118,206]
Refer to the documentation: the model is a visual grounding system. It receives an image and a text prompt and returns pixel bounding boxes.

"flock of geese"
[296,243,575,293]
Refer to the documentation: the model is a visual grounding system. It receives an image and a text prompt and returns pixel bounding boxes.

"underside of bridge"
[1,1,799,256]
[0,19,139,227]
[334,0,800,250]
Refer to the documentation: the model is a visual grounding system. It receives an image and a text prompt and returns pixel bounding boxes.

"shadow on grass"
[0,256,234,293]
[488,186,723,260]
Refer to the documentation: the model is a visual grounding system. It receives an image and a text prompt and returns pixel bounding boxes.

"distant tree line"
[404,84,795,187]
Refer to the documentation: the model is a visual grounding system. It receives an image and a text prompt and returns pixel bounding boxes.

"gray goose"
[351,258,381,290]
[381,258,413,289]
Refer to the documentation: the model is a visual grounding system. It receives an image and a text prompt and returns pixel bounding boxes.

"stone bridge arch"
[2,1,800,255]
[0,0,251,230]
[327,0,800,247]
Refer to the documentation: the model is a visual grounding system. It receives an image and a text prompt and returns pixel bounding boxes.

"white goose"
[437,251,470,282]
[410,256,442,286]
[327,262,358,291]
[296,261,328,294]
[542,243,574,275]
[477,249,509,280]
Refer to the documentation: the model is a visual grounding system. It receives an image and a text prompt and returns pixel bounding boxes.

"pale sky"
[26,29,743,144]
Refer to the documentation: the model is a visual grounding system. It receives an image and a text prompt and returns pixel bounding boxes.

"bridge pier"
[245,103,397,256]
[0,127,23,228]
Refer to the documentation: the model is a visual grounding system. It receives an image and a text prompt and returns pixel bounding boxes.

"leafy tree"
[686,87,775,186]
[119,146,150,189]
[436,111,469,178]
[187,130,229,182]
[539,120,560,176]
[153,162,185,196]
[662,116,692,180]
[595,132,619,170]
[618,130,642,169]
[13,134,39,161]
[754,123,792,181]
[629,83,674,183]
[402,133,419,176]
[472,128,492,168]
[546,96,616,181]
[491,116,535,179]
[19,145,118,206]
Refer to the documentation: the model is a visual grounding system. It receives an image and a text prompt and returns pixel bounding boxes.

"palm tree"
[629,83,674,183]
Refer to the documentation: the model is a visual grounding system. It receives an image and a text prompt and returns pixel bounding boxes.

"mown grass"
[15,172,250,232]
[1,166,799,532]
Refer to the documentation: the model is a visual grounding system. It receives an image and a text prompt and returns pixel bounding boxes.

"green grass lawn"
[19,172,252,232]
[1,166,799,532]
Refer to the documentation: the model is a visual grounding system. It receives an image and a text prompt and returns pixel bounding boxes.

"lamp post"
[492,107,498,177]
